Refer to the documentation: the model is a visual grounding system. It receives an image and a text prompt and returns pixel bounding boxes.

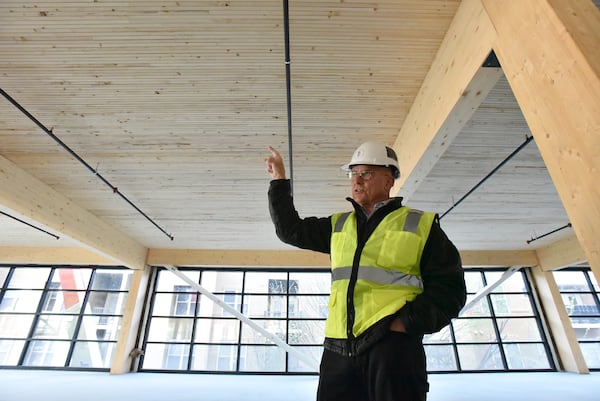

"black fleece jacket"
[268,179,466,356]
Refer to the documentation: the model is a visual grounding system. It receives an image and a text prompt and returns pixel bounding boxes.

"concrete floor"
[0,369,599,401]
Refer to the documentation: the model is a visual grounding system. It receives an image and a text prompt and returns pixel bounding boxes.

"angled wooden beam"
[482,0,600,280]
[391,0,499,199]
[0,155,148,269]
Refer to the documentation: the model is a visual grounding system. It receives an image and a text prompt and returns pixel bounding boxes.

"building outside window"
[553,267,600,370]
[0,265,132,370]
[424,268,554,372]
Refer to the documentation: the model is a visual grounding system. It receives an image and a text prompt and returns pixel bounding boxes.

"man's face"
[349,165,394,208]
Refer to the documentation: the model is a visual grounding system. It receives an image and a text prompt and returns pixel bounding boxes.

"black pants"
[316,332,428,401]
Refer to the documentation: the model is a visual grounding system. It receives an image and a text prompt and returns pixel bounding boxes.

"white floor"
[0,369,599,401]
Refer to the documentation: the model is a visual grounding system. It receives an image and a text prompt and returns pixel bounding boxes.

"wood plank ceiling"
[0,1,586,263]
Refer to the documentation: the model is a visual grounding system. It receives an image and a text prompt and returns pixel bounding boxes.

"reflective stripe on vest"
[331,265,423,290]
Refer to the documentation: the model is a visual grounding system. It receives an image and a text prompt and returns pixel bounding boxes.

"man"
[265,141,466,401]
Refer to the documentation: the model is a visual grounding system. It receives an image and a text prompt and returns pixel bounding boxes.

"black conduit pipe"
[283,0,294,194]
[440,135,534,220]
[0,88,174,241]
[526,223,572,244]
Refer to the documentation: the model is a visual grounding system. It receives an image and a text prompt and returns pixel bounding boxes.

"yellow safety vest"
[326,207,435,338]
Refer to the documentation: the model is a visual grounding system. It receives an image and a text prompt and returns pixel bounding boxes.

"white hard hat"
[341,141,401,179]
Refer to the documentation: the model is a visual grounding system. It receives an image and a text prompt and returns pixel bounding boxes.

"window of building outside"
[0,265,132,370]
[141,268,330,373]
[0,265,557,373]
[424,268,555,372]
[553,267,600,370]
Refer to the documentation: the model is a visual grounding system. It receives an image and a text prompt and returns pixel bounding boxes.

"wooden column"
[530,266,589,373]
[110,266,152,374]
[482,0,600,281]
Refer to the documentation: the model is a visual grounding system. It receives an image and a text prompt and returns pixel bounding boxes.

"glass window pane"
[8,268,51,289]
[69,341,116,369]
[32,314,78,339]
[0,267,10,287]
[0,339,25,365]
[42,291,85,313]
[289,320,325,344]
[289,272,331,294]
[554,270,589,291]
[497,318,542,342]
[241,320,286,344]
[245,295,286,318]
[91,270,131,290]
[425,344,457,371]
[77,316,121,341]
[245,272,287,293]
[580,342,600,369]
[561,293,599,316]
[464,271,485,294]
[504,343,551,369]
[85,291,128,315]
[457,344,503,370]
[491,294,534,316]
[239,345,285,372]
[192,344,238,371]
[453,318,498,343]
[197,293,241,317]
[142,343,190,370]
[571,317,600,340]
[485,271,526,292]
[156,270,200,292]
[147,317,194,342]
[0,314,35,337]
[200,271,243,293]
[50,268,92,290]
[460,295,491,317]
[0,290,43,312]
[194,319,240,343]
[22,340,70,367]
[424,325,453,344]
[288,346,322,372]
[290,295,329,318]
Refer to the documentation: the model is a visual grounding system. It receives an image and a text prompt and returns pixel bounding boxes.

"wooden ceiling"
[1,1,598,270]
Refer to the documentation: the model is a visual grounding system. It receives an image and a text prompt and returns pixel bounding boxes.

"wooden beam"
[482,0,600,282]
[535,233,587,272]
[0,155,147,269]
[147,248,330,267]
[530,265,589,373]
[111,266,152,374]
[459,250,538,267]
[0,246,116,265]
[392,0,498,198]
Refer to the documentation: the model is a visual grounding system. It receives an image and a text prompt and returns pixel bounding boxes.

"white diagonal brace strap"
[163,265,319,371]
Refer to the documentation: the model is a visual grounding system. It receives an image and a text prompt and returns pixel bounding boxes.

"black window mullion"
[138,266,161,370]
[235,270,247,372]
[187,271,202,371]
[64,267,96,367]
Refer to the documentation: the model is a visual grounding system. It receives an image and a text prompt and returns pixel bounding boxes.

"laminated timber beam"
[482,0,600,278]
[0,155,148,270]
[393,0,598,277]
[391,0,500,199]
